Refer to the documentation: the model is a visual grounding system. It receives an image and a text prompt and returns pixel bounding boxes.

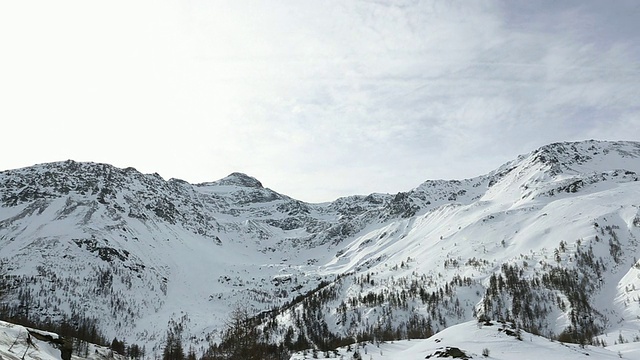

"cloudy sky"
[1,1,639,202]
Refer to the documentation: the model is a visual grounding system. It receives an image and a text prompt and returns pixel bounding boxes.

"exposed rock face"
[207,172,264,188]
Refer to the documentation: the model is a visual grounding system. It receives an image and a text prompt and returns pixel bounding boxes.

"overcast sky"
[1,1,639,202]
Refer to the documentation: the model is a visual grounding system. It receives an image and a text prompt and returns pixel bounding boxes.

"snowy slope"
[268,141,640,347]
[1,140,640,355]
[0,320,123,360]
[291,320,639,359]
[0,320,62,360]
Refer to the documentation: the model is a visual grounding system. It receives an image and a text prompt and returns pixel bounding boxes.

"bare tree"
[221,303,261,360]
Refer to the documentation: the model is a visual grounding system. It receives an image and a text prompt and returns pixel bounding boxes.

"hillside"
[1,140,640,357]
[290,320,640,359]
[0,320,124,360]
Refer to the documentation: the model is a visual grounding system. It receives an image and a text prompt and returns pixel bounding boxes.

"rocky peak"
[529,142,594,173]
[212,172,263,188]
[526,140,640,176]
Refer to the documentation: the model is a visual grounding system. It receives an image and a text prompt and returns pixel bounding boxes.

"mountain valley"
[2,140,640,358]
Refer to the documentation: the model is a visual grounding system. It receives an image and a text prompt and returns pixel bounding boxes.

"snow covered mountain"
[2,140,640,356]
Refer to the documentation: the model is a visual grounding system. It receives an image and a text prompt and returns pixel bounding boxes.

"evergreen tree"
[187,346,197,360]
[0,259,8,316]
[163,329,185,360]
[111,337,125,355]
[127,343,144,359]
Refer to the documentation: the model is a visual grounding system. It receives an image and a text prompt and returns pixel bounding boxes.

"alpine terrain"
[2,140,640,359]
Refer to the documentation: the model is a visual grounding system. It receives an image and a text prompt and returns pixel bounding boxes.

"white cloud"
[0,0,638,202]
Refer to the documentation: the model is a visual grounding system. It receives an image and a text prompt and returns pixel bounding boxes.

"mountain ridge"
[3,139,639,206]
